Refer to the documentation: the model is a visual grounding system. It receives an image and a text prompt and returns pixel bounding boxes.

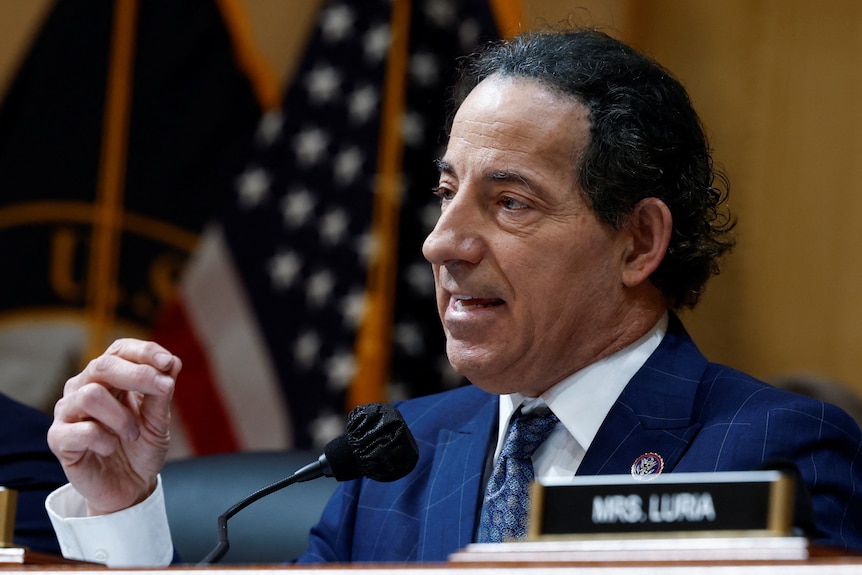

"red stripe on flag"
[153,297,240,454]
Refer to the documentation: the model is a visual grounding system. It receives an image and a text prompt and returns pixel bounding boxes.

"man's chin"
[468,379,525,396]
[448,356,520,395]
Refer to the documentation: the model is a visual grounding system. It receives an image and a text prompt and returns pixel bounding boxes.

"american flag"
[159,0,521,455]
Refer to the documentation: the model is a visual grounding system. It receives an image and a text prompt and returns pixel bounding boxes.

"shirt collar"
[497,313,668,453]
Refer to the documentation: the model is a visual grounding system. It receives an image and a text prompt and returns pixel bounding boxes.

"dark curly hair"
[449,28,735,309]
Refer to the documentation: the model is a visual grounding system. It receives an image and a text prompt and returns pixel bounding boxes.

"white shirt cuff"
[45,475,174,567]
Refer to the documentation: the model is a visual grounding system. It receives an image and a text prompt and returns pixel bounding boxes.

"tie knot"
[500,408,559,460]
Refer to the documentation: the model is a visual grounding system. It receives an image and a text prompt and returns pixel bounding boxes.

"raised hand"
[48,339,182,516]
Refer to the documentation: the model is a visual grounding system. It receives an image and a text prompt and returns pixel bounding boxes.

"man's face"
[422,76,634,397]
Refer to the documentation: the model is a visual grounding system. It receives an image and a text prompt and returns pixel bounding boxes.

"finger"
[48,418,122,464]
[65,353,177,398]
[121,381,175,440]
[54,382,141,442]
[105,338,179,373]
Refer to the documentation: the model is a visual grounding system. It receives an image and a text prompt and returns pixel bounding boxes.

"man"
[46,29,862,566]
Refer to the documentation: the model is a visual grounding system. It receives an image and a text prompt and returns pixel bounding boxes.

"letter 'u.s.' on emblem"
[631,452,664,480]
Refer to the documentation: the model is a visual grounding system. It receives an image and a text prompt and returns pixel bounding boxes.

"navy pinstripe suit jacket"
[298,316,862,562]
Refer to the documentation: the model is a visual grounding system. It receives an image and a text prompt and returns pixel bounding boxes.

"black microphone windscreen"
[321,432,363,481]
[346,402,419,482]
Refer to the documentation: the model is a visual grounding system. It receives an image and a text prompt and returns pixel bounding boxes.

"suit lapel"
[418,393,497,561]
[579,315,706,477]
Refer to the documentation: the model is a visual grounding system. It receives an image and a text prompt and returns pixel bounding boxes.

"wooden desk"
[2,538,861,574]
[3,560,862,575]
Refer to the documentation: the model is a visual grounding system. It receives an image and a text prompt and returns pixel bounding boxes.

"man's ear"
[621,197,672,287]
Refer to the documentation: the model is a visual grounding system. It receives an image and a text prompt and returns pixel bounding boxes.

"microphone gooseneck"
[198,402,418,565]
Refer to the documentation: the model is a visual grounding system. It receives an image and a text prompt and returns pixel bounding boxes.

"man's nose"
[422,195,484,265]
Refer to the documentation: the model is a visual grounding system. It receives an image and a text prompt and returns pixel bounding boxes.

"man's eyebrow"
[434,159,530,187]
[488,170,529,185]
[434,158,453,175]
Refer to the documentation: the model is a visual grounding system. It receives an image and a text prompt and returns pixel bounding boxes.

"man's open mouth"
[453,296,504,311]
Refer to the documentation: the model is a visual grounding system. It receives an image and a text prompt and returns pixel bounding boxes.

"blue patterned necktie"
[476,407,559,543]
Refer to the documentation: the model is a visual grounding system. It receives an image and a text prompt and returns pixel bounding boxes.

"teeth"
[455,297,492,311]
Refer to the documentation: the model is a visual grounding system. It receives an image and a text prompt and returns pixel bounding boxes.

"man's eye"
[432,186,454,202]
[500,196,527,210]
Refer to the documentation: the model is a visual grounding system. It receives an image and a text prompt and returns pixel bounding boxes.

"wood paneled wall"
[520,1,862,399]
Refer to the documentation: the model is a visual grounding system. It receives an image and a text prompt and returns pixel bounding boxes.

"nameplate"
[529,470,795,540]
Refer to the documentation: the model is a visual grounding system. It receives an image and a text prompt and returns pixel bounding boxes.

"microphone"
[199,402,418,565]
[293,401,420,483]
